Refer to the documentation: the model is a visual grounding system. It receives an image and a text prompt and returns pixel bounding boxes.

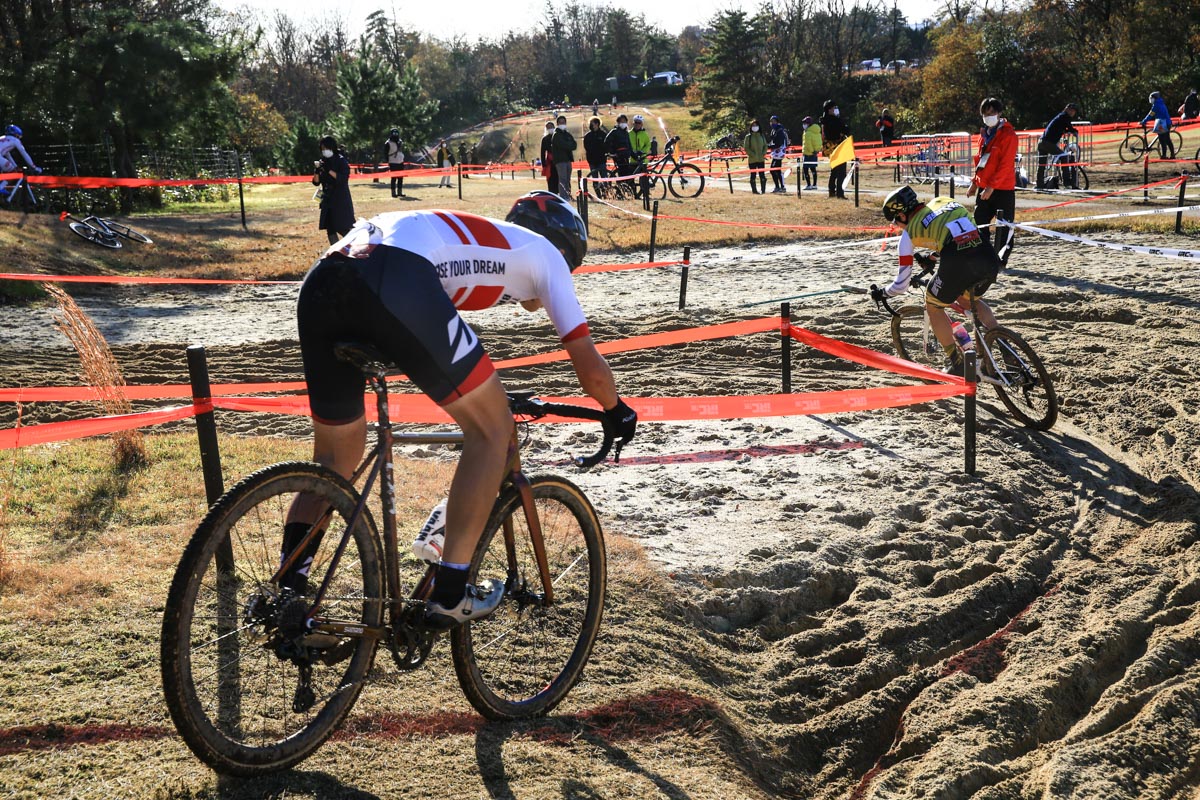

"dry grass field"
[2,103,1200,799]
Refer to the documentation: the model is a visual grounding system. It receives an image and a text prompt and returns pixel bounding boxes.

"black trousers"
[829,163,847,197]
[973,188,1015,265]
[389,164,404,196]
[748,161,765,193]
[770,158,784,190]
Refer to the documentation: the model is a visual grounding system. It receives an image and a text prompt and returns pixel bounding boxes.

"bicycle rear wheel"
[635,174,666,200]
[982,327,1058,430]
[891,305,945,369]
[101,219,153,244]
[68,220,121,249]
[1118,134,1146,162]
[161,461,383,776]
[668,163,705,198]
[452,475,606,720]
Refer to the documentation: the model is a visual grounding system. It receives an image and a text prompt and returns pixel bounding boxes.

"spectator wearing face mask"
[384,128,405,197]
[968,97,1018,263]
[820,99,849,199]
[312,135,354,245]
[606,113,634,187]
[768,114,789,193]
[743,118,768,195]
[801,116,821,190]
[540,120,557,192]
[550,114,577,199]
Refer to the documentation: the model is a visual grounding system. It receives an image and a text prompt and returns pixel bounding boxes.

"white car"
[859,58,882,71]
[884,60,908,71]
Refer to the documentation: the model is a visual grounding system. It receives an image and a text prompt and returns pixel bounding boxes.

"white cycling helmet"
[632,114,644,123]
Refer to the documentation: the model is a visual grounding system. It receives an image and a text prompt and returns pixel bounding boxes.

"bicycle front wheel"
[668,163,705,198]
[452,475,606,720]
[101,219,153,244]
[161,461,384,776]
[1118,134,1146,162]
[68,221,121,249]
[891,305,944,369]
[982,327,1058,430]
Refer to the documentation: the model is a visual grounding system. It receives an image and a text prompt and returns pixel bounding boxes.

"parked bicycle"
[870,260,1058,430]
[161,341,617,775]
[1118,124,1183,162]
[596,135,704,201]
[60,211,153,249]
[1042,135,1090,190]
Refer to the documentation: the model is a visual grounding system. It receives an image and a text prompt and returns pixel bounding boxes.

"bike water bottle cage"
[505,190,588,269]
[882,185,920,222]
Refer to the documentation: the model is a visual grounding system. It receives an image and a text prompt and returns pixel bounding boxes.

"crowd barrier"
[1,307,979,472]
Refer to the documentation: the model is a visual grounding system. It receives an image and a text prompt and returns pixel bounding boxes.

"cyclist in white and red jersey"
[284,190,637,628]
[0,124,41,199]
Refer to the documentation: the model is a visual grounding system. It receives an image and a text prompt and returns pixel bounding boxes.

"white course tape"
[1017,203,1200,227]
[1002,220,1200,260]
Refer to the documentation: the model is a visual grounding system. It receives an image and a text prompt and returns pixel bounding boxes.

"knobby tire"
[68,220,121,249]
[982,327,1058,430]
[452,475,606,720]
[161,461,383,776]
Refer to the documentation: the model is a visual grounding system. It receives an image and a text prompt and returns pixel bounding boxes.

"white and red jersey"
[0,135,38,173]
[329,210,590,343]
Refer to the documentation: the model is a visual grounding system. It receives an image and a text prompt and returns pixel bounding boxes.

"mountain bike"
[1043,136,1089,190]
[60,211,153,249]
[870,260,1058,430]
[161,341,617,776]
[1118,124,1183,162]
[631,135,705,199]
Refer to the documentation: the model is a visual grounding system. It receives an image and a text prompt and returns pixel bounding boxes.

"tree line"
[2,0,1196,181]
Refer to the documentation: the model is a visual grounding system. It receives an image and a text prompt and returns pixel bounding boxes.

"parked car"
[884,60,907,71]
[859,58,882,71]
[641,70,683,87]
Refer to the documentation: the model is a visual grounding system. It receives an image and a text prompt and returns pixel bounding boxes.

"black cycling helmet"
[506,190,588,270]
[882,185,921,223]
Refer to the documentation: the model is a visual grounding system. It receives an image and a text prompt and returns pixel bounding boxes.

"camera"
[313,160,323,170]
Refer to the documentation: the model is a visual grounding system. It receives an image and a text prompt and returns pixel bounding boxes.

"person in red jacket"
[968,97,1017,265]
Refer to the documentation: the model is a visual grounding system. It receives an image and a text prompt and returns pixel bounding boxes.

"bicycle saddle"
[333,341,393,375]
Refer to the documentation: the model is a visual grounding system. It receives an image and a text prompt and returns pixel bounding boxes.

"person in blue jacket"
[1142,91,1175,159]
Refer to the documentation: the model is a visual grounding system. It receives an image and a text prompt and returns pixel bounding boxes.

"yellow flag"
[829,136,856,168]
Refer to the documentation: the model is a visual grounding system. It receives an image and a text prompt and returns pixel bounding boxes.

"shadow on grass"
[59,464,137,543]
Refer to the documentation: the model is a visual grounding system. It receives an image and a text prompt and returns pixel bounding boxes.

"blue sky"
[214,0,937,41]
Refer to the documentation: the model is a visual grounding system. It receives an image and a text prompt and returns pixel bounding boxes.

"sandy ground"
[3,221,1200,798]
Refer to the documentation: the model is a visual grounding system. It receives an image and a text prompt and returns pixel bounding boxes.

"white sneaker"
[412,499,446,563]
[425,579,505,629]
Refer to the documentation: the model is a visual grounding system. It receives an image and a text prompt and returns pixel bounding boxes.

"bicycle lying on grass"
[60,211,153,249]
[161,341,617,775]
[866,260,1058,430]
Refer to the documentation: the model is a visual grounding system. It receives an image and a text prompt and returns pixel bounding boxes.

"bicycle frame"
[272,365,560,645]
[1,171,36,209]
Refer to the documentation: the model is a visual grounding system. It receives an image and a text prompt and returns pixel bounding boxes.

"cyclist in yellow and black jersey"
[872,186,1001,374]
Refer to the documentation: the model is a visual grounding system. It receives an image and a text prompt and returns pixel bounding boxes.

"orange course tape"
[0,317,779,403]
[0,404,199,449]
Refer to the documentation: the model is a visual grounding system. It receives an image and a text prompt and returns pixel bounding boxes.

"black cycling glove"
[914,252,937,270]
[604,398,638,445]
[869,284,886,303]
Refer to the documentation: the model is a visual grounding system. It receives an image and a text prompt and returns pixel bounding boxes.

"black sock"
[281,521,315,595]
[431,564,468,607]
